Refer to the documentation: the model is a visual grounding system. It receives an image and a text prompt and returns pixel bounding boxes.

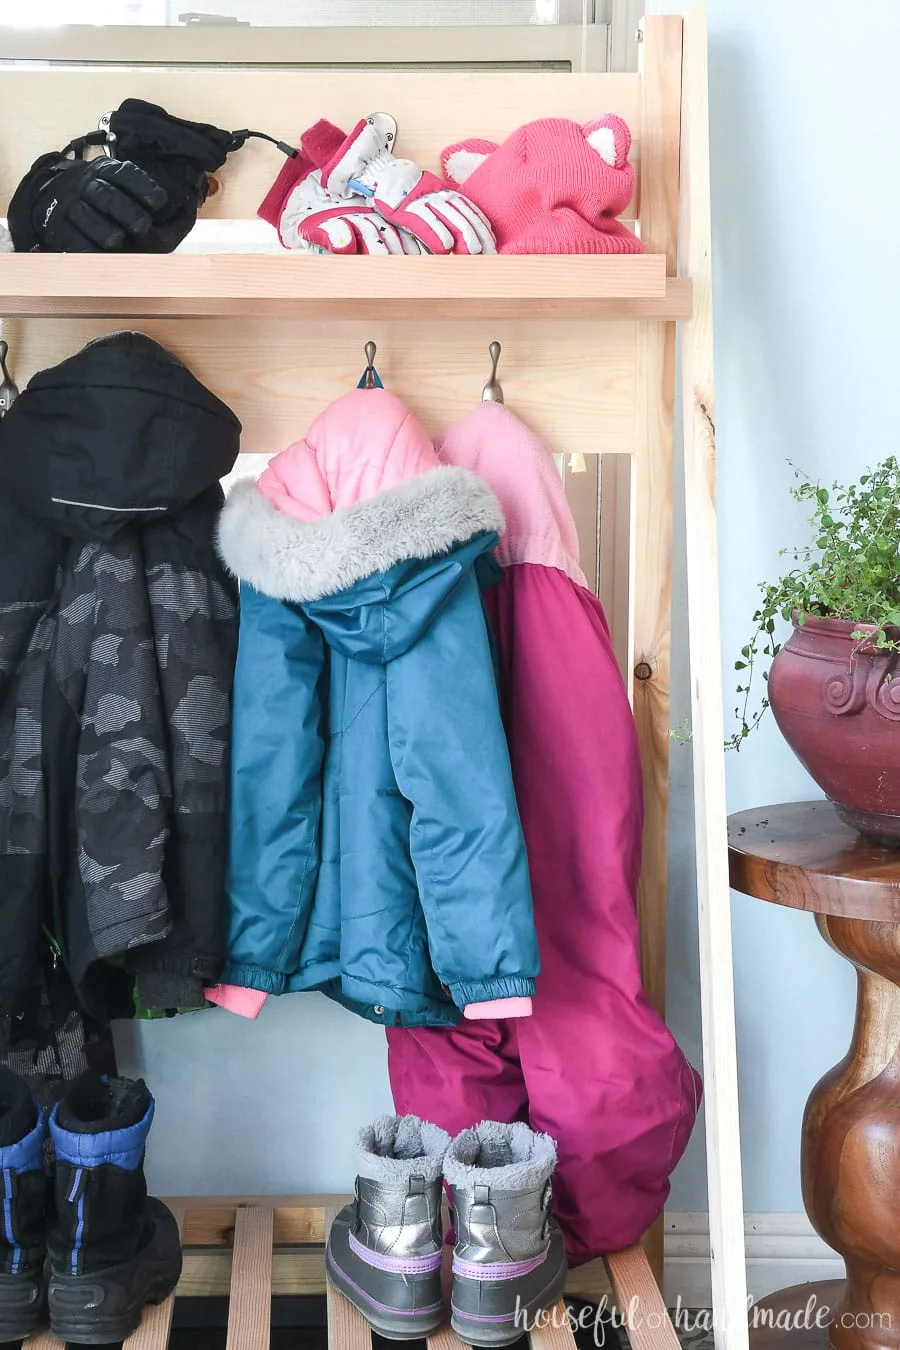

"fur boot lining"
[442,1121,557,1192]
[218,467,504,603]
[355,1114,450,1184]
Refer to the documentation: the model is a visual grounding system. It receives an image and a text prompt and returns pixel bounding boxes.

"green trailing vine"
[669,716,693,745]
[728,456,900,752]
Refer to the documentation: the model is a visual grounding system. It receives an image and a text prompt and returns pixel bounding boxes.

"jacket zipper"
[42,925,62,971]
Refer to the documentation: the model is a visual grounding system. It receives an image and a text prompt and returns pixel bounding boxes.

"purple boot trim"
[349,1230,443,1275]
[326,1250,443,1317]
[452,1249,548,1281]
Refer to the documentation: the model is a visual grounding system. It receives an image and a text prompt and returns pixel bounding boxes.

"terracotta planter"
[768,613,900,845]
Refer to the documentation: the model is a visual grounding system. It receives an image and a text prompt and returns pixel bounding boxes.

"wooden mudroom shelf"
[0,253,692,320]
[1,9,749,1349]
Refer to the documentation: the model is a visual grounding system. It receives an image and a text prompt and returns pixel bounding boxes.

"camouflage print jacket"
[0,333,240,1022]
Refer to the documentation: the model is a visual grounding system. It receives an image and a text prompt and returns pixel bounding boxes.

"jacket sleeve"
[221,581,326,994]
[127,503,241,1010]
[385,570,539,1012]
[0,505,57,1015]
[51,543,173,988]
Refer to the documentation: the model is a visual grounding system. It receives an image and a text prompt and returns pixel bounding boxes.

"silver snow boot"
[444,1121,567,1347]
[326,1115,450,1340]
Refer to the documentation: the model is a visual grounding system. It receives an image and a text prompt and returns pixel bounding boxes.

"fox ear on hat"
[441,138,499,186]
[582,114,632,169]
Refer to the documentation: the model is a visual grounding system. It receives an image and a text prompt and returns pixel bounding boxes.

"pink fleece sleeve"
[464,997,533,1021]
[205,985,268,1020]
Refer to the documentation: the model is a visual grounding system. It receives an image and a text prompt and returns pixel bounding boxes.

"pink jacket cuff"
[463,997,533,1021]
[205,985,268,1020]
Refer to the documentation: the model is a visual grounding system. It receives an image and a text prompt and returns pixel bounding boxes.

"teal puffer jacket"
[217,390,538,1028]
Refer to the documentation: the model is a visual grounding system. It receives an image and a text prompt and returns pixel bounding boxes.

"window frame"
[0,2,646,73]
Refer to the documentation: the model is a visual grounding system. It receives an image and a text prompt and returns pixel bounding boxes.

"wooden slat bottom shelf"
[22,1197,678,1350]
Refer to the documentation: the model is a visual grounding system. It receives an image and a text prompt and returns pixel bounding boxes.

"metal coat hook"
[0,340,19,418]
[482,341,504,404]
[98,112,115,158]
[358,340,384,390]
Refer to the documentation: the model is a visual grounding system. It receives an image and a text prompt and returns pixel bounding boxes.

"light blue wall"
[117,995,394,1195]
[120,0,900,1213]
[657,0,900,1213]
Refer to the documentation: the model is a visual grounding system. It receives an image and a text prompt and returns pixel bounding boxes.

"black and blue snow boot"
[0,1067,48,1343]
[47,1074,182,1344]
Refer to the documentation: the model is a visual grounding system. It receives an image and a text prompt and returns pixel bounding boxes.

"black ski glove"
[106,99,296,252]
[8,103,294,253]
[106,99,236,252]
[8,153,168,252]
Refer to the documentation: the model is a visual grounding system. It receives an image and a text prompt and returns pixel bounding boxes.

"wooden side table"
[729,801,900,1350]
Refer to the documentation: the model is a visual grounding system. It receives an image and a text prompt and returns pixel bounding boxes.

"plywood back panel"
[1,316,638,462]
[0,70,642,221]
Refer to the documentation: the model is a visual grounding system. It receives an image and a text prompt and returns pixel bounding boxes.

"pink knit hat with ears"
[440,114,642,255]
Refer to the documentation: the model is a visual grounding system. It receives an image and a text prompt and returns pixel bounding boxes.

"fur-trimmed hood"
[218,389,504,604]
[218,466,502,605]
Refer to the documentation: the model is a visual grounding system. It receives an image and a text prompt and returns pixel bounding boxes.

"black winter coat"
[0,332,240,1021]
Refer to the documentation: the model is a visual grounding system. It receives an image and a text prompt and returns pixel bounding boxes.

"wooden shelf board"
[153,1198,614,1303]
[0,253,691,320]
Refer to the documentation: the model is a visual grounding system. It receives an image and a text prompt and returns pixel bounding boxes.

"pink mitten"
[311,116,496,256]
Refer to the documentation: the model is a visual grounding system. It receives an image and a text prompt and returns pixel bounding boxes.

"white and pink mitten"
[287,168,423,255]
[306,115,496,256]
[258,131,424,255]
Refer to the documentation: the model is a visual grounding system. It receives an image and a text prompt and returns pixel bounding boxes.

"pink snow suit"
[386,402,701,1262]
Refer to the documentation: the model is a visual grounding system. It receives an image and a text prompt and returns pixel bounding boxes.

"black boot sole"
[48,1194,182,1343]
[0,1273,44,1344]
[0,1312,43,1345]
[48,1261,181,1345]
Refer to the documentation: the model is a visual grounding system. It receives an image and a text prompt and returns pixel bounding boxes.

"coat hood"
[0,331,241,541]
[436,401,587,587]
[218,389,504,609]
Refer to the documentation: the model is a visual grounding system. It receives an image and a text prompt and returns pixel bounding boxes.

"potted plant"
[729,456,900,845]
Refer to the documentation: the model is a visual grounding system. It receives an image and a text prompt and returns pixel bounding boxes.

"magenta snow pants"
[387,566,701,1264]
